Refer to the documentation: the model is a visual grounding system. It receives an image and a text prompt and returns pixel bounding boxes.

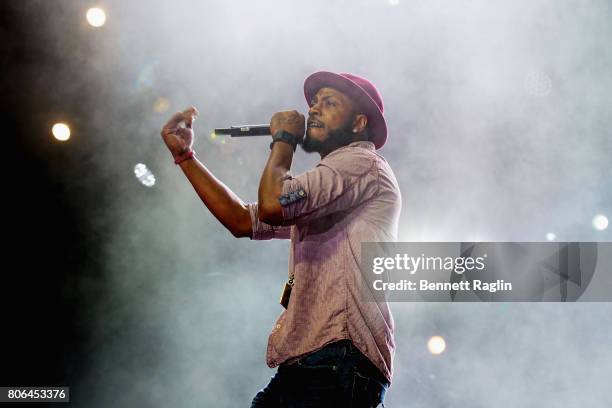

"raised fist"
[160,106,199,159]
[270,110,305,142]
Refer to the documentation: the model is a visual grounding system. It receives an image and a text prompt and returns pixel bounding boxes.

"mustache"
[307,118,324,126]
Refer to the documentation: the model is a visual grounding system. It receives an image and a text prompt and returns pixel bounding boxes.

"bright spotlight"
[427,336,446,355]
[86,7,106,27]
[546,232,556,241]
[134,163,156,187]
[52,123,71,141]
[592,214,609,231]
[389,0,400,5]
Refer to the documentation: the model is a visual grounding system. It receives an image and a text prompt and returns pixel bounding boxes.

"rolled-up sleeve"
[279,148,379,224]
[247,202,292,240]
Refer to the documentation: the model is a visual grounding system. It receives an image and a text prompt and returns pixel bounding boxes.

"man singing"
[161,71,401,407]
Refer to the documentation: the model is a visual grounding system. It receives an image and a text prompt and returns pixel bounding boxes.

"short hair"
[363,122,372,141]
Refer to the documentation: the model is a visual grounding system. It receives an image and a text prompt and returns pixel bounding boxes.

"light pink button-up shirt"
[248,140,401,383]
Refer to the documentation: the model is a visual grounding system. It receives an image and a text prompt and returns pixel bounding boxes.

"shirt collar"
[348,140,376,151]
[320,140,376,162]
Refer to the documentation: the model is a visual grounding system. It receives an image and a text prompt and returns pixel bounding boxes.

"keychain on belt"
[279,274,294,309]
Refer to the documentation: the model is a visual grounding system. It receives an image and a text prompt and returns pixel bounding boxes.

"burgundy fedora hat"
[303,71,387,149]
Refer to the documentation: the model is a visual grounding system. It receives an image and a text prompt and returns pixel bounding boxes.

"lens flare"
[153,97,170,113]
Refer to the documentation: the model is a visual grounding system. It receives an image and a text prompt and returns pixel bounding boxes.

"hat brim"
[303,71,387,149]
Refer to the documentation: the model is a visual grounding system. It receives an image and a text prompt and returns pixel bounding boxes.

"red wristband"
[174,149,194,165]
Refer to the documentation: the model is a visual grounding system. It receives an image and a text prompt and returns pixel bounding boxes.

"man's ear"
[353,113,368,133]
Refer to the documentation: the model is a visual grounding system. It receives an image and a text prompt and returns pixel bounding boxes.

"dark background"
[2,2,103,388]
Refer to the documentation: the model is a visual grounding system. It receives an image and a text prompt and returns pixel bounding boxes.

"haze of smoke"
[30,0,612,406]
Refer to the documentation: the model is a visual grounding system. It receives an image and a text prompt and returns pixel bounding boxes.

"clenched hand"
[270,110,305,142]
[160,106,199,160]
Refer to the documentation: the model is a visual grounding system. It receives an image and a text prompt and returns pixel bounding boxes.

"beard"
[300,116,355,155]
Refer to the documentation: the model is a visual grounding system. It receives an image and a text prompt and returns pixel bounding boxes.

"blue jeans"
[250,340,389,408]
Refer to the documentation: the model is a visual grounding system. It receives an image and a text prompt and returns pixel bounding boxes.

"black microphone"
[214,124,270,137]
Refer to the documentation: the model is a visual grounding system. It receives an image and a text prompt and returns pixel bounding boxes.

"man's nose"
[308,103,320,118]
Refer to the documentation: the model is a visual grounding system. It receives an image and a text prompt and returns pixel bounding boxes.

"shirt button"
[298,190,305,196]
[276,324,281,329]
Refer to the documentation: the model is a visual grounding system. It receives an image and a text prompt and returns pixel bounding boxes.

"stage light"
[546,232,556,241]
[134,163,156,187]
[389,0,400,5]
[592,214,609,231]
[427,336,446,355]
[86,7,106,28]
[52,123,71,141]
